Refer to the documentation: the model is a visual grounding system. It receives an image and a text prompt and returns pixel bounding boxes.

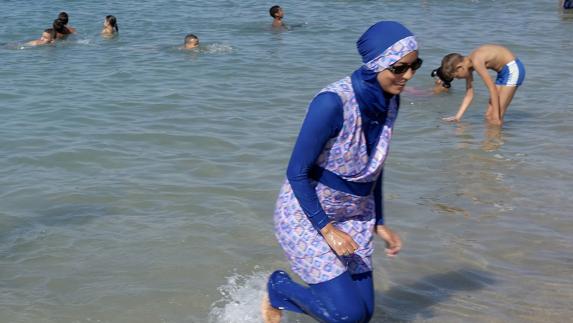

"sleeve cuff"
[309,212,330,231]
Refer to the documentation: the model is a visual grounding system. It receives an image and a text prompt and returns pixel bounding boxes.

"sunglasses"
[387,58,423,74]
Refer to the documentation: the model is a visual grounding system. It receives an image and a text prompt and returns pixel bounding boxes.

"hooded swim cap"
[357,21,418,73]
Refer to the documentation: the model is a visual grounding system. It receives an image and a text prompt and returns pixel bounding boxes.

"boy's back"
[469,44,516,73]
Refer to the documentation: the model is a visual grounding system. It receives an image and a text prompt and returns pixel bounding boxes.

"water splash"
[208,269,269,323]
[203,43,233,54]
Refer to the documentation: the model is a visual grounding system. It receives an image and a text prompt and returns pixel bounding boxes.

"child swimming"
[183,34,199,49]
[26,28,55,46]
[57,12,76,34]
[101,15,119,37]
[439,44,525,125]
[269,5,284,28]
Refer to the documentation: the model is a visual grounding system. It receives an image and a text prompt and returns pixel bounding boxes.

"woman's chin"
[387,85,405,95]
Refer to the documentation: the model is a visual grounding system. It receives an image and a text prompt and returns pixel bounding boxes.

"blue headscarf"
[351,21,418,116]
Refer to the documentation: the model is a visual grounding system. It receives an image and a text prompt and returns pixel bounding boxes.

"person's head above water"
[269,5,284,27]
[36,28,55,44]
[58,12,69,25]
[354,21,421,98]
[184,34,199,49]
[56,11,76,33]
[269,5,283,19]
[103,15,119,33]
[52,19,70,38]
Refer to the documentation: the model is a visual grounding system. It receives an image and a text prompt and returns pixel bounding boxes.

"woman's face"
[376,51,419,95]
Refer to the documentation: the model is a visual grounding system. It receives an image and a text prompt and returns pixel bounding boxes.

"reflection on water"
[482,125,504,152]
[451,122,505,153]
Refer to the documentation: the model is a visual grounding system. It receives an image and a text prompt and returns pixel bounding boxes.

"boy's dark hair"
[441,53,464,79]
[58,12,69,24]
[269,5,281,18]
[431,67,452,88]
[185,34,198,43]
[52,18,70,38]
[106,15,119,32]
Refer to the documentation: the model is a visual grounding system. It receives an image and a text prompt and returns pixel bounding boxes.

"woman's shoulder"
[319,76,354,102]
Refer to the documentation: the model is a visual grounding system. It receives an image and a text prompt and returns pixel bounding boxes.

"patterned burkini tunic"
[274,76,398,284]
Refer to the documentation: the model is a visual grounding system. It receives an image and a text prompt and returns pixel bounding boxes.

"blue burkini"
[268,21,418,322]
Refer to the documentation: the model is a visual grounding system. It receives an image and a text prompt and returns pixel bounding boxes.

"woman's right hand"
[320,223,359,257]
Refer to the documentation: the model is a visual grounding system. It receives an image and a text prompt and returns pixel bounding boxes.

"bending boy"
[440,44,525,125]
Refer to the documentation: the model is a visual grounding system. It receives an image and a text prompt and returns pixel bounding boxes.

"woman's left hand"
[375,225,402,257]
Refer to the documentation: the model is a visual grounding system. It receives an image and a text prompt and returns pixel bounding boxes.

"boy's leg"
[496,85,518,119]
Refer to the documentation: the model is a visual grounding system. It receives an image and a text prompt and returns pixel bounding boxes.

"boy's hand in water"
[442,116,460,122]
[321,223,359,257]
[375,225,402,257]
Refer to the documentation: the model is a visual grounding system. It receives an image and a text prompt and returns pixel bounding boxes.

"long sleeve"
[286,92,343,231]
[374,171,384,225]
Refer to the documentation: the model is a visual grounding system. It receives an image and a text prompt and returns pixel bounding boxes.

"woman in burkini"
[101,15,119,37]
[262,21,422,322]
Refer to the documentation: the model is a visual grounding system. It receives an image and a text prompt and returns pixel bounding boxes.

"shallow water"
[1,0,572,322]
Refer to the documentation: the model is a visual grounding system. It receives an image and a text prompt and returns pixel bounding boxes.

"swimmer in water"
[57,12,76,34]
[26,19,69,46]
[269,5,284,28]
[26,28,56,46]
[562,0,573,9]
[183,34,199,49]
[101,15,119,37]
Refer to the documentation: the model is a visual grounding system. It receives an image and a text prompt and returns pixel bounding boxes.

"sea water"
[1,0,572,322]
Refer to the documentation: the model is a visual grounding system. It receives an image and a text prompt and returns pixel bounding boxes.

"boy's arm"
[443,75,474,121]
[473,61,502,124]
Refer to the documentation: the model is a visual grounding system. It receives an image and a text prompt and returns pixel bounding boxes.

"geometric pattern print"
[274,77,396,284]
[317,77,397,183]
[364,36,418,73]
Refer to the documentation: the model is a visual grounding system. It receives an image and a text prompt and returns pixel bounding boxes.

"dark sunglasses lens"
[412,58,423,70]
[392,65,409,74]
[390,58,423,74]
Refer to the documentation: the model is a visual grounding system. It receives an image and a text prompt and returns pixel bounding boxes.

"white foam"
[203,43,233,54]
[208,269,269,323]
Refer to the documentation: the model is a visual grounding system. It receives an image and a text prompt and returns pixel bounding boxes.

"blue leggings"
[267,270,374,322]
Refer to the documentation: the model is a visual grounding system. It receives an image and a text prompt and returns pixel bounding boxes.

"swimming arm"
[286,92,343,231]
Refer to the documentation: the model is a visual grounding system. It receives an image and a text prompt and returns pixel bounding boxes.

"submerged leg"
[265,270,374,322]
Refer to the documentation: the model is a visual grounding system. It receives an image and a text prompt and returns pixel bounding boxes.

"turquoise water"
[1,1,572,322]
